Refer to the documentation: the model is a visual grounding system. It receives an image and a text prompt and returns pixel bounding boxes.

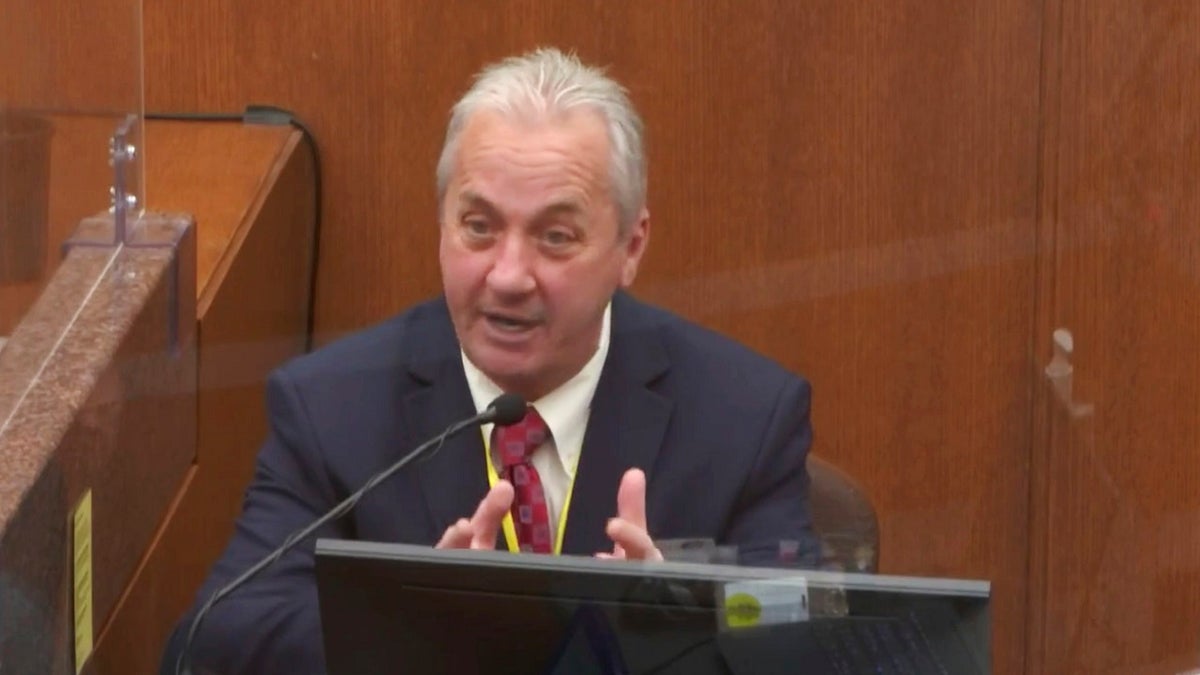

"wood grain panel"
[0,0,142,112]
[1030,2,1200,672]
[145,2,1041,671]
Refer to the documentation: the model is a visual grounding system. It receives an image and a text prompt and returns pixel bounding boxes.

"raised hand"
[436,480,514,550]
[599,468,663,561]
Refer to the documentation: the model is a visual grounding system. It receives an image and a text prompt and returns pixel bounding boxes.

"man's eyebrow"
[458,190,501,218]
[459,191,585,222]
[532,199,585,221]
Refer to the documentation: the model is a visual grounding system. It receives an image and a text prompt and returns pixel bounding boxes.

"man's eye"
[463,219,490,236]
[542,229,574,246]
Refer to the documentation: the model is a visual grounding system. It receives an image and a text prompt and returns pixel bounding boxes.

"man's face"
[439,109,648,400]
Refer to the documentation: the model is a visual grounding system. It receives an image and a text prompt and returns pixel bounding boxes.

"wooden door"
[1029,2,1200,672]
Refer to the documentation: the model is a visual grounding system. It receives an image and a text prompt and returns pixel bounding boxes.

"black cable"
[143,111,243,122]
[146,107,323,352]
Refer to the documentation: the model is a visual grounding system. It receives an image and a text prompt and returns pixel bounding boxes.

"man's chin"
[468,350,537,387]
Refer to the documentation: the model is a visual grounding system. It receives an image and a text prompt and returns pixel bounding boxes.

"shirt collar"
[462,302,611,474]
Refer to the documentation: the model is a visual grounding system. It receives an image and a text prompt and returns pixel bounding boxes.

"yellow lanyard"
[483,429,578,555]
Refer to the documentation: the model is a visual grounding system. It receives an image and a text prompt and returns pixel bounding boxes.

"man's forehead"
[465,105,606,132]
[458,108,610,158]
[455,187,589,216]
[445,109,612,216]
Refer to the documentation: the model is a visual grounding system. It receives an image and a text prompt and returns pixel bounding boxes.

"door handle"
[1044,328,1095,418]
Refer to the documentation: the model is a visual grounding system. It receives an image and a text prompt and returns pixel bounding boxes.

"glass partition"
[0,0,144,360]
[0,2,145,673]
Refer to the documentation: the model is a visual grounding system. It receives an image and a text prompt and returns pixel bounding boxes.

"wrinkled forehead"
[454,107,610,164]
[445,110,614,214]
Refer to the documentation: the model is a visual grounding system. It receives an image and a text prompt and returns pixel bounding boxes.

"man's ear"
[620,208,650,287]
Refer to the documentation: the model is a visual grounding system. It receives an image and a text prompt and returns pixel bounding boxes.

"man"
[177,47,817,674]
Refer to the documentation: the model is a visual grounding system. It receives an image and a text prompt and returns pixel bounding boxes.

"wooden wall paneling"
[89,122,315,675]
[1024,0,1064,671]
[626,6,1042,674]
[1032,2,1200,672]
[145,2,1042,671]
[0,0,142,112]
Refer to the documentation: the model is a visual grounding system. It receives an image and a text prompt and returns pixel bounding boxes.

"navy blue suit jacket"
[181,292,816,674]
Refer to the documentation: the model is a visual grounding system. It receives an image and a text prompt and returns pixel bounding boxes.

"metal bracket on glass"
[108,114,141,243]
[1045,328,1095,418]
[63,115,143,251]
[59,117,188,355]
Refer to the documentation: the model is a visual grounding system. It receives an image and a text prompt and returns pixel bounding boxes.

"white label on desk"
[720,578,809,629]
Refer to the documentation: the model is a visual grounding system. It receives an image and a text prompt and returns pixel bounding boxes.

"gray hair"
[436,48,647,235]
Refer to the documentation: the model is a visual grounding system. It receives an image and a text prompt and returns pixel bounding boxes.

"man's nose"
[485,235,536,295]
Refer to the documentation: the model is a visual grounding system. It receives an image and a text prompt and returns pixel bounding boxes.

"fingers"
[594,545,627,560]
[602,468,662,561]
[470,481,514,548]
[616,468,648,529]
[436,518,473,549]
[435,481,514,550]
[606,517,663,561]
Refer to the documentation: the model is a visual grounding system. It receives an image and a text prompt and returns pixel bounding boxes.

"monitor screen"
[315,539,989,675]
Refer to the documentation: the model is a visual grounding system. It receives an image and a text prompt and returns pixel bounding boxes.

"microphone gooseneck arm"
[177,394,525,675]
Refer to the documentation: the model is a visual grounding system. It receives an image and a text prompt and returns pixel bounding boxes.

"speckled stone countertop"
[0,212,197,674]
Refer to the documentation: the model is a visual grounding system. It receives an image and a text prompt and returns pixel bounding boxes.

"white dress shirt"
[462,303,611,544]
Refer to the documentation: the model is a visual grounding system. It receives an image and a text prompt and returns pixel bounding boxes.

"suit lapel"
[561,294,673,556]
[400,308,492,540]
[399,294,674,554]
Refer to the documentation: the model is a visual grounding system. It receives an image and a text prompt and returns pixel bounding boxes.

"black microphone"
[177,392,527,675]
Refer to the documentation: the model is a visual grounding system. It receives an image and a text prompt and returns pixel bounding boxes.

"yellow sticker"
[724,592,763,628]
[72,490,93,674]
[721,579,809,630]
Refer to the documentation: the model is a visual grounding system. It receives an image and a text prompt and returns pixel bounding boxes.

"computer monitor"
[314,539,990,675]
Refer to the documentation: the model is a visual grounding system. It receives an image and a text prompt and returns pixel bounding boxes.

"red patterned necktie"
[492,406,553,553]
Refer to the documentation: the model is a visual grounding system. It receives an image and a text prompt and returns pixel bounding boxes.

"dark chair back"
[807,454,879,573]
